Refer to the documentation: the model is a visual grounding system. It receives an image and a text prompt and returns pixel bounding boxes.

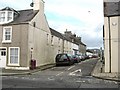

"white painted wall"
[104,16,119,73]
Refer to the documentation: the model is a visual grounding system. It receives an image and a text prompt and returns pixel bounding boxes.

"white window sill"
[2,41,11,43]
[0,20,13,25]
[7,64,20,66]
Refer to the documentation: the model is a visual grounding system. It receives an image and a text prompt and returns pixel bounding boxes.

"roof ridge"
[18,9,33,12]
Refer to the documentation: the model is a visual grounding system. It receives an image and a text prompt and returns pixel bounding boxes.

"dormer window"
[0,12,5,22]
[8,11,13,21]
[0,11,13,24]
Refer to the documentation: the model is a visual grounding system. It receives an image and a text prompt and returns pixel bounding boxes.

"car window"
[56,54,62,59]
[59,55,67,61]
[67,54,72,60]
[72,55,76,58]
[67,54,71,56]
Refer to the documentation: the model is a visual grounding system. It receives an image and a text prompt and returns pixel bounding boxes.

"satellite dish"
[30,2,34,7]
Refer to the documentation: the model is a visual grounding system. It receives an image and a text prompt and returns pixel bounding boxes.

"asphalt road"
[2,58,119,88]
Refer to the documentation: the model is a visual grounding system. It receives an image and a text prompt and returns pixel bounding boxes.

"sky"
[0,0,104,49]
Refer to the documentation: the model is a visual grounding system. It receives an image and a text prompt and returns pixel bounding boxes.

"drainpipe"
[108,16,111,73]
[62,36,64,53]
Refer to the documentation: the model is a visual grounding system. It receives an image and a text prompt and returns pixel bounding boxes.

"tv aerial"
[30,0,34,7]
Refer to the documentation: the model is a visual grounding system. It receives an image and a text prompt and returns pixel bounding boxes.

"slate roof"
[80,42,86,46]
[50,28,86,46]
[1,7,18,13]
[50,28,72,42]
[0,7,38,25]
[104,2,120,16]
[71,37,86,46]
[11,9,38,24]
[63,35,72,42]
[50,28,64,39]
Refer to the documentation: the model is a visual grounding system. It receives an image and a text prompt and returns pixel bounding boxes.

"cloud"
[44,0,104,48]
[44,0,103,24]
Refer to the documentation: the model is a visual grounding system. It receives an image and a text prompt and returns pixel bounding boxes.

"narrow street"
[2,59,118,88]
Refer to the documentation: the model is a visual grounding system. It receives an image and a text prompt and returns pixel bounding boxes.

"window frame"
[47,34,49,45]
[8,47,20,66]
[2,26,12,43]
[0,11,13,24]
[51,35,54,45]
[0,11,5,22]
[0,47,7,57]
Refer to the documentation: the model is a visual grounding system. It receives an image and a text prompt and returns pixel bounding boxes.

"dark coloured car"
[72,55,81,63]
[55,53,74,66]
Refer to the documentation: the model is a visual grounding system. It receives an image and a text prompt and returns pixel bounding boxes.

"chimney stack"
[33,0,44,11]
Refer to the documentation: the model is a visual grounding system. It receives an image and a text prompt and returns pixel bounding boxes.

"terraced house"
[0,0,86,70]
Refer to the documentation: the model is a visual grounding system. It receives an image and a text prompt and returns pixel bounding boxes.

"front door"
[0,48,7,68]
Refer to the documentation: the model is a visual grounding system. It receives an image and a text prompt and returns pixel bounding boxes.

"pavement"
[91,59,120,82]
[0,59,120,82]
[0,64,55,76]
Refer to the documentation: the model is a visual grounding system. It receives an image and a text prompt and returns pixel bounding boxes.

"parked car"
[92,55,98,58]
[55,53,74,66]
[84,55,90,59]
[88,55,93,58]
[72,55,81,63]
[78,54,85,61]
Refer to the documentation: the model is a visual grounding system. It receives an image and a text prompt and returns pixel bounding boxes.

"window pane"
[5,29,10,34]
[0,12,5,22]
[6,28,10,31]
[10,56,14,63]
[10,48,19,64]
[5,35,10,40]
[0,17,5,22]
[7,12,12,21]
[15,48,18,55]
[1,51,6,56]
[7,17,12,21]
[0,12,5,17]
[4,51,6,56]
[3,27,12,41]
[8,12,12,17]
[14,56,18,63]
[10,48,14,55]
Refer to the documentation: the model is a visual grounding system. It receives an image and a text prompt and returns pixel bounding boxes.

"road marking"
[13,76,19,79]
[32,78,36,80]
[67,66,75,70]
[51,67,55,70]
[48,77,55,81]
[69,69,81,76]
[2,76,8,78]
[76,80,85,83]
[21,77,26,79]
[56,72,64,76]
